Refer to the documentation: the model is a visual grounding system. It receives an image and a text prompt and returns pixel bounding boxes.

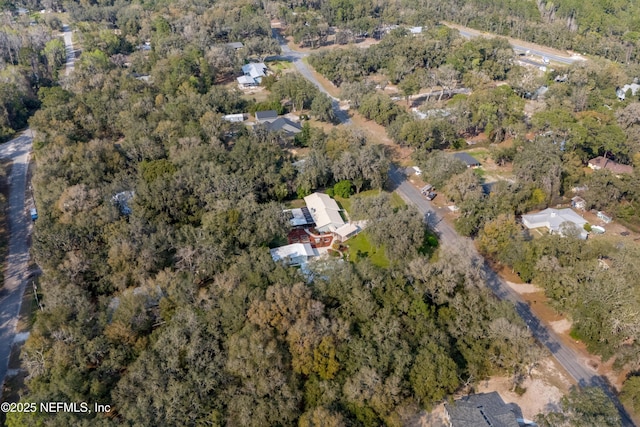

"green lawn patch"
[390,192,406,209]
[346,232,390,268]
[265,60,293,71]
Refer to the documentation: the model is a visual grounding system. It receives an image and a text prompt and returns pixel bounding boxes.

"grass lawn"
[346,232,390,268]
[265,60,293,71]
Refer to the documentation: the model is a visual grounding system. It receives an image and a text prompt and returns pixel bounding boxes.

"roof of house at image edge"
[453,152,481,166]
[588,156,634,175]
[303,192,345,231]
[270,243,316,263]
[522,208,588,238]
[445,392,521,427]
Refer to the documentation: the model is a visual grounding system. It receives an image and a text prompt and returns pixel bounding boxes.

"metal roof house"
[303,192,345,233]
[270,243,317,266]
[522,208,588,239]
[444,392,524,427]
[453,152,481,168]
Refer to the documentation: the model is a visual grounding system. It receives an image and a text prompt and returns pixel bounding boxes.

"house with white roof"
[270,243,317,266]
[303,192,345,233]
[522,208,588,239]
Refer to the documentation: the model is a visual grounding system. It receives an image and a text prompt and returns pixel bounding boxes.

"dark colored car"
[425,192,437,201]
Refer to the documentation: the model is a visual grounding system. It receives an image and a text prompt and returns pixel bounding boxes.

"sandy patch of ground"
[506,280,542,294]
[476,357,572,418]
[549,319,572,335]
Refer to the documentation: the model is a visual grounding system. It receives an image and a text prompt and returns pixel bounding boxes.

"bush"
[333,180,353,198]
[583,223,592,232]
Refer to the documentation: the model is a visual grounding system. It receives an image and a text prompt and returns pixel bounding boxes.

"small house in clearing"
[453,152,481,168]
[522,208,588,239]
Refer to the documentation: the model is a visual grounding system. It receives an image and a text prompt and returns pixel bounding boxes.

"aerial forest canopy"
[0,1,548,426]
[2,0,640,424]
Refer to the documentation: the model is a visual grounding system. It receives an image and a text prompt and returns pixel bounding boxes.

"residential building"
[264,117,302,136]
[225,42,244,50]
[270,243,317,266]
[222,113,245,123]
[237,62,268,87]
[303,192,345,233]
[588,156,633,176]
[571,196,586,211]
[444,392,523,427]
[255,110,279,123]
[616,83,640,100]
[333,222,362,242]
[597,211,612,223]
[242,62,267,80]
[237,75,258,88]
[522,208,588,239]
[285,207,315,227]
[453,152,481,168]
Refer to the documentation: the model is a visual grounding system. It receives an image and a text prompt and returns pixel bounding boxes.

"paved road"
[387,166,635,427]
[62,25,75,75]
[269,29,350,124]
[448,23,585,65]
[0,131,33,400]
[271,26,632,425]
[0,23,74,400]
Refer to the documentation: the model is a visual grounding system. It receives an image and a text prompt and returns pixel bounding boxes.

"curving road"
[269,29,350,124]
[0,24,75,400]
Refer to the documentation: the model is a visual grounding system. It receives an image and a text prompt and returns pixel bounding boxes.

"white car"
[412,166,422,176]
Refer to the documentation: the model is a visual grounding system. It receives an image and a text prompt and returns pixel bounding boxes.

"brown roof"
[588,156,634,175]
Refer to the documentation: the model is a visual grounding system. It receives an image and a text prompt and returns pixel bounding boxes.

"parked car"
[425,192,437,201]
[30,208,38,221]
[420,184,433,194]
[412,166,422,176]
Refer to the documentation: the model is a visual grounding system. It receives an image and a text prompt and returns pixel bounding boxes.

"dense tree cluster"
[9,2,543,425]
[0,12,63,140]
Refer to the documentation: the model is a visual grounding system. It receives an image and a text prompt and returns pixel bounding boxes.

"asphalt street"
[452,25,584,65]
[0,131,33,400]
[0,23,75,400]
[269,29,350,124]
[267,36,635,423]
[387,166,635,427]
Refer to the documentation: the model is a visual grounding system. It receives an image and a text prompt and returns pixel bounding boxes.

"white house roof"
[334,222,359,239]
[242,62,267,78]
[270,243,316,262]
[522,208,587,238]
[304,192,345,231]
[237,75,256,85]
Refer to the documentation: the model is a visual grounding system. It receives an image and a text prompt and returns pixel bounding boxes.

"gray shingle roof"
[453,152,481,167]
[445,392,521,427]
